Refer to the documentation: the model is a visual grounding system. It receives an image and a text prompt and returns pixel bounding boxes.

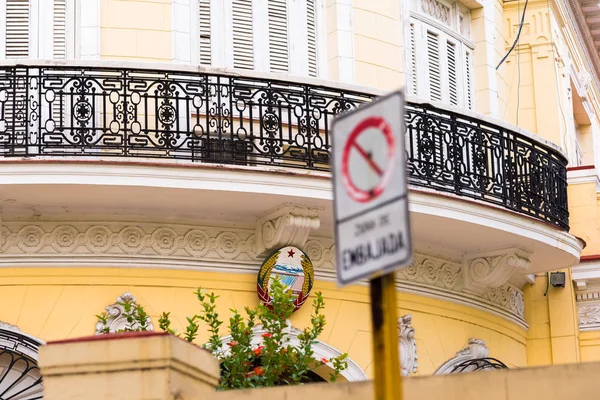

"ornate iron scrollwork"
[0,322,44,400]
[449,357,509,373]
[0,64,569,230]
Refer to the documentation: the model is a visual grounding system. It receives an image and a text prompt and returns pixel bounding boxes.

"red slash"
[351,142,384,177]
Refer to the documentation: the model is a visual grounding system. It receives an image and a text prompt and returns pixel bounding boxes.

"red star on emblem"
[287,249,295,258]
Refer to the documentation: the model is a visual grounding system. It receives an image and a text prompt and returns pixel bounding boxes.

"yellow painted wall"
[100,0,172,61]
[0,267,527,377]
[568,180,600,256]
[351,0,403,90]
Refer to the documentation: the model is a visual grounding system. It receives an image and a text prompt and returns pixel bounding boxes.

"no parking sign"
[332,91,412,286]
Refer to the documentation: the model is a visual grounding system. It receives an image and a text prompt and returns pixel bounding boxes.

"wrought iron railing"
[0,64,569,230]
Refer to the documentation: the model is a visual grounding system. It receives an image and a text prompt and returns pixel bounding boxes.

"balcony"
[0,61,569,230]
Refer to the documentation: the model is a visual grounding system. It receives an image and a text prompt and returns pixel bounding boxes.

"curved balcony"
[0,61,569,230]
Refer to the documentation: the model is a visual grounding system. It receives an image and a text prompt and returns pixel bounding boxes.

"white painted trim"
[172,0,193,64]
[572,260,600,282]
[252,0,269,72]
[288,0,308,76]
[29,0,40,57]
[315,0,327,79]
[189,0,200,65]
[333,0,354,84]
[567,167,600,190]
[0,0,6,58]
[37,0,52,58]
[78,0,100,59]
[210,0,229,68]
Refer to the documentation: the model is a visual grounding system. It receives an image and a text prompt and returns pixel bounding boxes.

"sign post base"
[370,272,403,400]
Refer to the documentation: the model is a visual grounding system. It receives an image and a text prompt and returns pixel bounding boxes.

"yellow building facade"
[0,0,599,396]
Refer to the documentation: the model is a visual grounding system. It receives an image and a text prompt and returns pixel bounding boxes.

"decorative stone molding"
[434,338,489,374]
[421,0,450,24]
[398,253,525,325]
[399,314,418,376]
[255,205,321,256]
[578,303,600,331]
[219,321,368,382]
[0,221,257,262]
[0,221,526,327]
[462,248,531,296]
[95,292,154,334]
[571,264,600,331]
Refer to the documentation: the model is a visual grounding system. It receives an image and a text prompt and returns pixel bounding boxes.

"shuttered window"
[5,0,30,59]
[268,0,289,73]
[447,41,458,106]
[410,17,473,109]
[307,0,317,77]
[409,23,417,96]
[232,0,253,69]
[53,0,67,59]
[194,0,321,77]
[198,0,211,65]
[426,31,442,102]
[465,50,473,110]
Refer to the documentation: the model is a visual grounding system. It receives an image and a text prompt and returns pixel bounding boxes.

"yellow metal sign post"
[370,273,402,400]
[331,91,411,400]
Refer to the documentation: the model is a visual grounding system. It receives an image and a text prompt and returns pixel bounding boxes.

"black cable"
[496,0,530,70]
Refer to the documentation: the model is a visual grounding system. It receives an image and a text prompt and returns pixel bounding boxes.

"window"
[2,0,75,59]
[196,0,321,77]
[407,0,474,109]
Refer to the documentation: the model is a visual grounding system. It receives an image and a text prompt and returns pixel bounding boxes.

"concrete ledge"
[215,362,600,400]
[39,332,220,400]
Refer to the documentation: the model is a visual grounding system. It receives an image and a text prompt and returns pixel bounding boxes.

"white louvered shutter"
[5,0,30,58]
[307,0,317,77]
[268,0,289,73]
[232,0,254,69]
[53,0,67,59]
[465,49,473,110]
[426,31,441,102]
[199,0,211,65]
[447,41,458,106]
[409,23,417,96]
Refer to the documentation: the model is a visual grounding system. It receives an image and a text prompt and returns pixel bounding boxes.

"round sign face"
[341,116,396,203]
[257,246,314,312]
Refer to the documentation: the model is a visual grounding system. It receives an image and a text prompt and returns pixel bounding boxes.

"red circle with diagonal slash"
[342,116,395,203]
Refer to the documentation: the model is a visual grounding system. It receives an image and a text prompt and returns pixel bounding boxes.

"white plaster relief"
[255,204,321,256]
[462,248,531,296]
[434,338,489,374]
[0,221,525,326]
[95,292,154,334]
[399,314,418,376]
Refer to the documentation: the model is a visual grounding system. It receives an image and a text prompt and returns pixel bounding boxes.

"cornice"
[0,220,527,329]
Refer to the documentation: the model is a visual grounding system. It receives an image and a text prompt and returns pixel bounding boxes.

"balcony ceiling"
[581,0,600,53]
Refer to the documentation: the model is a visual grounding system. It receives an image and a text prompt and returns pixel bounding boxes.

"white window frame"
[0,0,78,59]
[184,0,327,78]
[408,0,475,109]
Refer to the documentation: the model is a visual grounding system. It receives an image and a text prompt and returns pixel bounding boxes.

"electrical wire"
[517,0,521,125]
[496,0,530,70]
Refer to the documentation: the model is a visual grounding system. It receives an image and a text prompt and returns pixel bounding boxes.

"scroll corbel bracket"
[255,204,322,257]
[462,248,531,295]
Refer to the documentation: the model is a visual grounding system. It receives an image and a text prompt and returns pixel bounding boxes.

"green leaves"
[157,276,348,390]
[96,278,348,389]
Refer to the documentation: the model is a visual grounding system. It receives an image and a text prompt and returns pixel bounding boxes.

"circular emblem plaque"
[257,246,314,312]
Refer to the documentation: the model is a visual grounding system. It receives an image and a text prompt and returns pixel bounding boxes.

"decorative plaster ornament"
[257,246,314,312]
[399,314,418,376]
[95,292,154,334]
